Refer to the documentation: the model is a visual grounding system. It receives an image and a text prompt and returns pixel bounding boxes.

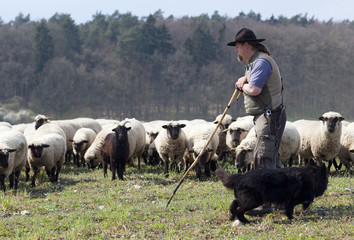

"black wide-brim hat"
[227,28,265,46]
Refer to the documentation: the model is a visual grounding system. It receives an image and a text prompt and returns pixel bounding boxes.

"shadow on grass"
[17,164,101,199]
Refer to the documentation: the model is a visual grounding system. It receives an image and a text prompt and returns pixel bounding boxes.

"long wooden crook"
[166,88,243,208]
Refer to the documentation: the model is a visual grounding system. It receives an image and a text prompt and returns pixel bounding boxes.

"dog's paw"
[232,220,243,227]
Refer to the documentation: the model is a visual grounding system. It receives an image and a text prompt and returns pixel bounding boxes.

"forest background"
[0,10,353,123]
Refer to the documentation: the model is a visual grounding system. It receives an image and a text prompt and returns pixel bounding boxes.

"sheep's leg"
[31,168,39,187]
[111,158,116,180]
[137,156,141,170]
[103,161,108,178]
[76,153,81,167]
[332,158,341,171]
[205,161,211,177]
[117,162,124,180]
[14,170,21,190]
[25,167,30,182]
[9,172,14,189]
[0,173,6,192]
[55,162,61,182]
[81,155,85,167]
[196,165,202,179]
[163,156,169,178]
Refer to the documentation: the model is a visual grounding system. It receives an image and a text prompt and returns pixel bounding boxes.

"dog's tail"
[215,168,235,190]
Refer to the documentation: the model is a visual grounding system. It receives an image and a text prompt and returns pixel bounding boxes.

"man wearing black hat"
[228,28,287,215]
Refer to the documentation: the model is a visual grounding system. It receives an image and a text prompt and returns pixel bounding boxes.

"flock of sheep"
[0,111,353,191]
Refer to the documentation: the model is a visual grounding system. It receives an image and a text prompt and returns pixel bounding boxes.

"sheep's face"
[34,116,49,130]
[148,131,159,143]
[163,123,186,140]
[319,116,344,133]
[28,144,50,158]
[0,149,15,168]
[229,128,243,147]
[73,140,88,153]
[112,125,131,143]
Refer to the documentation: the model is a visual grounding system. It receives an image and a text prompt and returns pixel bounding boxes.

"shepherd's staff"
[166,88,243,208]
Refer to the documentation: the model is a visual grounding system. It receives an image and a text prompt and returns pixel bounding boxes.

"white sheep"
[72,117,102,134]
[70,128,97,167]
[33,115,83,164]
[0,129,27,191]
[224,116,254,150]
[27,128,66,187]
[154,121,188,177]
[84,124,117,169]
[293,111,344,166]
[337,126,354,171]
[213,114,235,162]
[184,122,219,178]
[235,121,300,170]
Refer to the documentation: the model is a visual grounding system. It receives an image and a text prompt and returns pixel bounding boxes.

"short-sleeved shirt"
[249,59,273,89]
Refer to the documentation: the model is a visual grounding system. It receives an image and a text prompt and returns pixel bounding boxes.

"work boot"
[245,204,273,216]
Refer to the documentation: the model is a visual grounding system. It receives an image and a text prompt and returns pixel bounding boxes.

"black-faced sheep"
[293,111,344,166]
[235,121,300,170]
[70,128,97,167]
[213,114,236,162]
[27,124,66,187]
[0,130,27,191]
[337,126,354,171]
[154,121,188,177]
[84,124,117,169]
[184,122,219,178]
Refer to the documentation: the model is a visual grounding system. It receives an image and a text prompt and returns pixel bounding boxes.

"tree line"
[0,10,353,123]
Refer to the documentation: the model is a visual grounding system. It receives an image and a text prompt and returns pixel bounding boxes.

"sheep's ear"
[231,119,236,122]
[207,148,214,153]
[112,128,117,132]
[189,149,194,154]
[126,127,131,131]
[339,117,345,121]
[83,140,89,143]
[349,149,354,153]
[180,124,186,128]
[69,139,73,142]
[42,144,50,148]
[162,125,168,129]
[8,148,16,153]
[28,145,33,149]
[319,116,325,121]
[221,129,228,133]
[213,120,219,124]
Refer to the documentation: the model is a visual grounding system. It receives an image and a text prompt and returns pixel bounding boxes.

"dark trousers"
[253,105,287,169]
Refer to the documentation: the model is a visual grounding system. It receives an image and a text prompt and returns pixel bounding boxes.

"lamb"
[154,121,188,177]
[293,111,344,166]
[235,121,300,170]
[26,124,67,187]
[0,129,27,191]
[336,126,354,171]
[101,118,146,180]
[84,124,117,169]
[213,114,236,162]
[184,122,219,178]
[70,128,97,167]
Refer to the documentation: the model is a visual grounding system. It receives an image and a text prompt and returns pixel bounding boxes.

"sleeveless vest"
[244,51,283,115]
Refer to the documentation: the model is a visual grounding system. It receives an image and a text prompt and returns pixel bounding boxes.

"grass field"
[0,162,353,239]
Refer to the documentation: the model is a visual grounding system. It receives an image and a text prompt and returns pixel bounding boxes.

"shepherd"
[228,28,287,215]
